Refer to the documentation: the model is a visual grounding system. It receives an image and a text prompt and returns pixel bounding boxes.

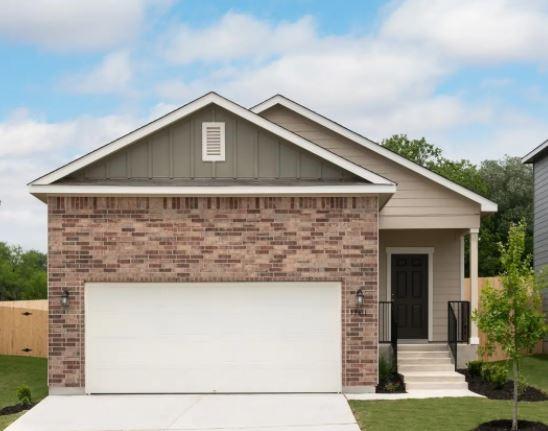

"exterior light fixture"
[356,289,365,307]
[353,289,366,316]
[61,289,69,310]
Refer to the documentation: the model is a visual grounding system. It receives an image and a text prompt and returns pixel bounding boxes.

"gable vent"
[202,122,225,162]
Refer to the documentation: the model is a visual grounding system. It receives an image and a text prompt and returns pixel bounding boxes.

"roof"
[251,94,498,213]
[28,92,394,192]
[522,139,548,163]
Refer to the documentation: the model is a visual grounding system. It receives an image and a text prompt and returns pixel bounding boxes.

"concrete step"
[405,381,469,390]
[399,363,455,372]
[398,351,452,359]
[398,357,453,366]
[403,372,465,383]
[398,344,449,352]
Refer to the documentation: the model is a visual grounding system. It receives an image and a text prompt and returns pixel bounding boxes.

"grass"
[0,413,24,430]
[350,354,548,431]
[512,354,548,392]
[350,398,548,431]
[0,355,47,430]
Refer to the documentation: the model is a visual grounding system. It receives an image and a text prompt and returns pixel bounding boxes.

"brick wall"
[48,196,378,389]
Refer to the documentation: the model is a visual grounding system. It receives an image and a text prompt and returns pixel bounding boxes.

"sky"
[0,0,547,252]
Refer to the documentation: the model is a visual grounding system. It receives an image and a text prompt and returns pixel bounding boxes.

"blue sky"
[0,0,547,251]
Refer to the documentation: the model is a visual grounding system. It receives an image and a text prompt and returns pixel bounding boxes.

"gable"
[60,104,358,184]
[259,104,485,229]
[253,95,497,214]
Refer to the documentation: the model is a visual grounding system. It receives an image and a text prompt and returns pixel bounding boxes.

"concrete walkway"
[346,389,484,401]
[6,394,361,431]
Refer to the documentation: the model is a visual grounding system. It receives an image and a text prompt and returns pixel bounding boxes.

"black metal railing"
[447,300,470,370]
[379,301,398,372]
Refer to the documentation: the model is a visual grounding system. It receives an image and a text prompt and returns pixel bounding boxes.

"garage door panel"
[85,282,341,393]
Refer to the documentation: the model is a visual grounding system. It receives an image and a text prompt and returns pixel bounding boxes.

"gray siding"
[534,154,548,270]
[62,104,356,183]
[533,153,548,350]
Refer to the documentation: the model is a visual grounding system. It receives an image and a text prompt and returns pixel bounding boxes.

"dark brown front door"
[391,254,428,339]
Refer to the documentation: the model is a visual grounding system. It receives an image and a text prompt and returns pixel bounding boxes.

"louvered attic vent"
[202,122,225,162]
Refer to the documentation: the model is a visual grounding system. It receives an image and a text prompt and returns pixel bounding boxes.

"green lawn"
[0,355,47,431]
[0,413,24,430]
[512,355,548,392]
[350,354,548,431]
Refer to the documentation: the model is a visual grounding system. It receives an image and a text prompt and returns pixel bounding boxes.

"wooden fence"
[0,300,48,358]
[463,277,543,361]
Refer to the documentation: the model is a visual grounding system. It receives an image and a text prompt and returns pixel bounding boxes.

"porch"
[377,228,480,383]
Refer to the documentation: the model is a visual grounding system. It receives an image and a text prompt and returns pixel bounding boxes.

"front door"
[391,254,428,339]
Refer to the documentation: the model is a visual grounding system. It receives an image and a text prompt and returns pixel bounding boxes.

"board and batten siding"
[63,105,356,183]
[379,229,464,341]
[534,154,548,270]
[533,153,548,351]
[260,105,482,229]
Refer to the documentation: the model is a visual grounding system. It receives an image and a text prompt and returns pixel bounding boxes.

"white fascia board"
[29,92,393,187]
[252,95,498,213]
[522,139,548,163]
[29,183,397,199]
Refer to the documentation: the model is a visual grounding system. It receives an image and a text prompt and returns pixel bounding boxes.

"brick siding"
[48,196,378,389]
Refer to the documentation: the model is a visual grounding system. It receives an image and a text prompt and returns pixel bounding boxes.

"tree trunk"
[512,359,519,431]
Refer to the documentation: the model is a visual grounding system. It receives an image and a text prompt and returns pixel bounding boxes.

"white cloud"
[156,13,481,140]
[63,51,133,94]
[0,110,136,158]
[164,12,316,64]
[156,7,546,149]
[0,109,141,251]
[0,0,156,51]
[381,0,548,63]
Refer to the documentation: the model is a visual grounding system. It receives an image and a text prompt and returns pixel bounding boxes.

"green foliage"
[382,135,533,276]
[384,382,399,393]
[468,360,484,377]
[15,385,32,406]
[382,134,443,167]
[478,158,533,276]
[473,222,546,430]
[481,363,508,389]
[474,222,545,359]
[378,354,393,383]
[0,242,47,300]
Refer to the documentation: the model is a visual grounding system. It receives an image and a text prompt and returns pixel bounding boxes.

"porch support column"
[469,228,480,345]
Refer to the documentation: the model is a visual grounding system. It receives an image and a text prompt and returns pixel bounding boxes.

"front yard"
[0,355,47,431]
[350,354,548,431]
[0,354,546,430]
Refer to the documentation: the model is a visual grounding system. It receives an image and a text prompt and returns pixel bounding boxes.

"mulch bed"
[459,370,548,401]
[475,420,548,430]
[0,403,34,416]
[376,372,406,393]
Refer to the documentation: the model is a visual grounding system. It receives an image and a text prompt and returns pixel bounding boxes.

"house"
[28,92,497,395]
[523,139,548,353]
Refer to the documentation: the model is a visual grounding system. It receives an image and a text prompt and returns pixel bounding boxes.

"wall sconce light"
[354,288,366,316]
[356,289,365,307]
[61,289,70,311]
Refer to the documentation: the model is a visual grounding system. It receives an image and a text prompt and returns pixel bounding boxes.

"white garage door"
[85,282,342,393]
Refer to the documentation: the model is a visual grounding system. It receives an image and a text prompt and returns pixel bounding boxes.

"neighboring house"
[523,139,548,353]
[28,92,497,395]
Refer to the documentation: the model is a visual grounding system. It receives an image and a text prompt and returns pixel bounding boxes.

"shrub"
[384,382,399,393]
[379,355,393,382]
[468,360,484,377]
[16,385,32,406]
[481,363,508,389]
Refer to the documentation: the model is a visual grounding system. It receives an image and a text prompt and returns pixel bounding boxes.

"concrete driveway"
[6,394,360,431]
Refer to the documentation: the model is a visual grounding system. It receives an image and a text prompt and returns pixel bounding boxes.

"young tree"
[473,222,546,431]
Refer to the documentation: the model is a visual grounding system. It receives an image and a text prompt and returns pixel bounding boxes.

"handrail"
[447,301,470,370]
[379,301,398,373]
